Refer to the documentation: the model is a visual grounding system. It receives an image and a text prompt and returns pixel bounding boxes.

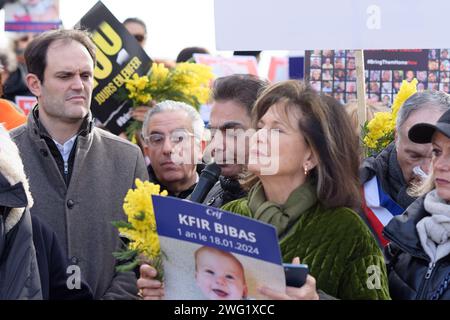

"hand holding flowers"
[112,179,167,282]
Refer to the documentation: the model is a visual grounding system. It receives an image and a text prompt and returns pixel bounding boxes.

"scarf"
[416,190,450,263]
[247,180,317,239]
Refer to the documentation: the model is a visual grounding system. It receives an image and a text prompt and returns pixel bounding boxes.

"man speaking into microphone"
[188,75,268,207]
[137,75,268,299]
[198,74,268,208]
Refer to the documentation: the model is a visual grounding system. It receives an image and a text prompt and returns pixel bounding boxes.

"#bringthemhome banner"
[305,49,450,105]
[77,1,152,134]
[152,196,285,300]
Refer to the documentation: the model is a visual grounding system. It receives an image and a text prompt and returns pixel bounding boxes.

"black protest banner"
[77,1,152,134]
[364,50,428,71]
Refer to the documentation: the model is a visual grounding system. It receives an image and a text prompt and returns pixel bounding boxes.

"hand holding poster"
[152,196,286,300]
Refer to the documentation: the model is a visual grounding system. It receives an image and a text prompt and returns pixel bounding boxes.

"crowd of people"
[2,22,450,301]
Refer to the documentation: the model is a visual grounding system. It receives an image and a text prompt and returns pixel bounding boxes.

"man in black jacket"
[201,74,267,208]
[360,91,450,247]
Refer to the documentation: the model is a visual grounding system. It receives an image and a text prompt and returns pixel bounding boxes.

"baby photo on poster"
[152,196,286,300]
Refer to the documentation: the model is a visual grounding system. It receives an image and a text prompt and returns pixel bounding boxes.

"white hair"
[142,100,204,142]
[396,91,450,131]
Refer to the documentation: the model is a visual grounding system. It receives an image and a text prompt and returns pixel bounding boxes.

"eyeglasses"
[133,34,145,43]
[143,129,194,147]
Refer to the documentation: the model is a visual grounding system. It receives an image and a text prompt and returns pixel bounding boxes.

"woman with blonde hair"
[384,108,450,299]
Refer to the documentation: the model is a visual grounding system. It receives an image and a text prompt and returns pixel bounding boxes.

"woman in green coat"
[221,80,390,300]
[137,80,390,300]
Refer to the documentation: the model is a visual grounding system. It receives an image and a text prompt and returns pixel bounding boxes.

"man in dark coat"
[31,215,93,300]
[11,29,148,299]
[360,91,450,247]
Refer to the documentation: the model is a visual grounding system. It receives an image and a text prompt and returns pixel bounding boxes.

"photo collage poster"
[305,49,450,107]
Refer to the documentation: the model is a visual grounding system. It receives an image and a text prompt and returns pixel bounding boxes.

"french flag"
[362,176,405,247]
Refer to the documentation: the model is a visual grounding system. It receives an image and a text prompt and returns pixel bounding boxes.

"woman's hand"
[136,264,165,300]
[258,257,319,300]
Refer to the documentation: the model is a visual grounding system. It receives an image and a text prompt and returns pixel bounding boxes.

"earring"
[304,164,308,176]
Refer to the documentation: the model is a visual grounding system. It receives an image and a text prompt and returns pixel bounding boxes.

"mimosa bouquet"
[112,179,167,280]
[124,62,213,139]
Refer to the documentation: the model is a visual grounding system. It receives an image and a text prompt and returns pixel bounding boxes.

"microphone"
[189,162,221,203]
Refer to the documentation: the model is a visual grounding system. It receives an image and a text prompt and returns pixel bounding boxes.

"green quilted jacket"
[222,183,391,300]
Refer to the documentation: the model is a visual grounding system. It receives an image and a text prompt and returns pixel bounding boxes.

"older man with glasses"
[141,100,205,198]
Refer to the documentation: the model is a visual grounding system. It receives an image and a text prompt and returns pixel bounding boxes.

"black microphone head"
[189,162,221,203]
[201,162,221,179]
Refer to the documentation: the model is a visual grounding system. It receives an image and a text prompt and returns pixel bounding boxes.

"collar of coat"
[360,142,416,209]
[0,128,33,233]
[383,196,430,259]
[28,105,94,140]
[148,162,205,198]
[247,179,317,239]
